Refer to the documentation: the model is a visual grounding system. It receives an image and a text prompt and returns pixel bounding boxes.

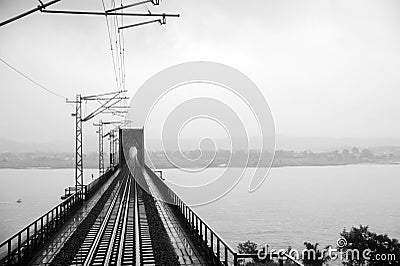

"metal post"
[69,90,128,195]
[109,130,115,167]
[56,206,59,227]
[17,233,21,263]
[7,240,11,263]
[34,221,37,250]
[40,217,43,243]
[200,221,203,239]
[205,226,208,246]
[217,239,220,261]
[27,227,30,255]
[115,137,119,165]
[96,120,104,176]
[225,246,228,266]
[46,213,49,239]
[75,94,83,196]
[210,233,214,251]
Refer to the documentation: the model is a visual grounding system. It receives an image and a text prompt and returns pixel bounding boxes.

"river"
[0,165,399,257]
[162,165,400,252]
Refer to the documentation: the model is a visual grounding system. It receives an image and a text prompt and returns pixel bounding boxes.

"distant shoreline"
[0,161,399,170]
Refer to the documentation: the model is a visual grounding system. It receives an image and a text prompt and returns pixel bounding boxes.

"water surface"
[163,165,400,251]
[0,168,97,242]
[0,165,399,256]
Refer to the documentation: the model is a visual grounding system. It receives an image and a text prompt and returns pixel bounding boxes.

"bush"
[302,242,331,266]
[340,225,400,266]
[238,240,258,254]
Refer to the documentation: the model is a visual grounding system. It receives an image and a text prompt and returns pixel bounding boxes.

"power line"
[0,56,68,100]
[101,0,120,90]
[111,0,122,90]
[110,0,124,91]
[120,0,126,88]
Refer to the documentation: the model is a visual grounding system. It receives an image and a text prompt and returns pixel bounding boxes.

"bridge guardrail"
[144,165,239,265]
[167,188,240,265]
[145,166,303,266]
[61,168,116,200]
[85,167,116,199]
[0,191,83,265]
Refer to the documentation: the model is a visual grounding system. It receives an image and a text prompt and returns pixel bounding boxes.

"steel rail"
[134,182,141,265]
[117,174,132,265]
[83,175,128,266]
[106,174,130,265]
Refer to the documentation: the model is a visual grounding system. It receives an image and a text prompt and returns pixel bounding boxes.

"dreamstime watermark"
[123,61,275,206]
[255,237,397,264]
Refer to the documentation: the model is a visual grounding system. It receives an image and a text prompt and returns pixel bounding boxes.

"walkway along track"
[143,168,207,266]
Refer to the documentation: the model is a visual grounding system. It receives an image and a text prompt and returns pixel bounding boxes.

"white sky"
[0,0,399,144]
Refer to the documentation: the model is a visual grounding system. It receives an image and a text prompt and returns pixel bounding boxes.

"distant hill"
[0,138,98,153]
[144,135,400,152]
[1,135,400,153]
[275,135,400,151]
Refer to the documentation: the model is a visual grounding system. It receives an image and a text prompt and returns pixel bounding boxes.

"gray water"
[163,165,400,252]
[0,168,98,243]
[0,165,399,257]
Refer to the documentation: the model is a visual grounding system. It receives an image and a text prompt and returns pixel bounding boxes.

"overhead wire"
[118,0,126,90]
[120,0,126,89]
[140,0,152,14]
[120,0,128,124]
[111,0,122,90]
[0,56,68,101]
[110,0,127,121]
[100,0,120,90]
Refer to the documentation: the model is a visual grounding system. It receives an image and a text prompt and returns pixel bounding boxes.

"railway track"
[137,192,155,265]
[69,168,155,266]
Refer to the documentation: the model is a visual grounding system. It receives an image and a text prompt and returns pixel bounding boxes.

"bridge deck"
[143,169,207,265]
[0,163,245,265]
[23,165,212,265]
[30,169,121,265]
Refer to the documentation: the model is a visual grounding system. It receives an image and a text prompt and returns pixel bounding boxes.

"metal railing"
[145,166,303,266]
[0,192,83,265]
[85,168,116,199]
[144,166,239,265]
[167,188,240,265]
[61,168,116,200]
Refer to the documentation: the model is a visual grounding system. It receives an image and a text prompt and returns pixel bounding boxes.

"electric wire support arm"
[94,120,123,176]
[67,91,128,198]
[94,120,105,177]
[0,0,61,27]
[1,0,179,199]
[0,0,179,28]
[103,128,119,169]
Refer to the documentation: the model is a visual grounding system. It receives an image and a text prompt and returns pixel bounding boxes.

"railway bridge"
[0,129,301,266]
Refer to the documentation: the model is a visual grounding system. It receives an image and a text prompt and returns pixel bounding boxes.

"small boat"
[16,199,22,203]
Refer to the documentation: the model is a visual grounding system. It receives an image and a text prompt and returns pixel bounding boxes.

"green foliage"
[340,225,400,266]
[245,262,291,266]
[238,240,258,254]
[302,242,331,266]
